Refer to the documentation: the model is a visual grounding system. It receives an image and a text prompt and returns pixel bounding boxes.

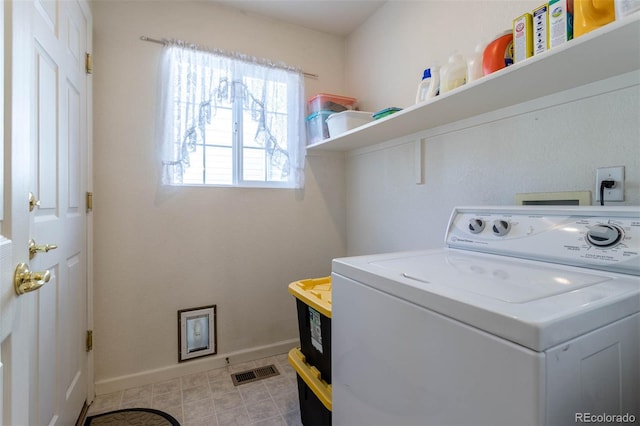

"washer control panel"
[447,207,640,275]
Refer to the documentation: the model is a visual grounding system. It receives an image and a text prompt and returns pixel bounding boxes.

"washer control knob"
[468,218,485,234]
[586,224,623,247]
[492,220,511,236]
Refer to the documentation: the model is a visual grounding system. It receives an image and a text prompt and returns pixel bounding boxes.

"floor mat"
[84,408,180,426]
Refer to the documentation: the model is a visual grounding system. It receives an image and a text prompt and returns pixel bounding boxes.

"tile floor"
[87,352,303,426]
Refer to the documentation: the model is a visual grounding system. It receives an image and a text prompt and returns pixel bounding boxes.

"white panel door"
[1,1,37,424]
[0,0,92,424]
[31,1,90,424]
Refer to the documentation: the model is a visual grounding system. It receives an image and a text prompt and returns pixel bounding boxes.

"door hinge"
[86,191,93,212]
[85,53,93,74]
[86,330,93,352]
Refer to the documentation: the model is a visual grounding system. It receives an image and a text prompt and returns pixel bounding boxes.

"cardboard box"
[615,0,640,18]
[533,4,549,55]
[549,0,574,49]
[513,13,534,62]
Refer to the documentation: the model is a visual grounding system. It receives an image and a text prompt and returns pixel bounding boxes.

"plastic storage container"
[372,107,402,120]
[288,277,332,383]
[326,111,373,138]
[307,93,357,115]
[305,111,332,145]
[289,348,332,426]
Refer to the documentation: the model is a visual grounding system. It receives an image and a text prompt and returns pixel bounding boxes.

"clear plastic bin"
[306,111,332,145]
[307,93,357,114]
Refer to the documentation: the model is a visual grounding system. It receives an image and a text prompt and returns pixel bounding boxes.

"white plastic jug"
[440,52,467,94]
[467,44,485,83]
[415,66,440,103]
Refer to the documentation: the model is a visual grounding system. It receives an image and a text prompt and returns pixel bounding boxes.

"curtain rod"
[140,36,319,79]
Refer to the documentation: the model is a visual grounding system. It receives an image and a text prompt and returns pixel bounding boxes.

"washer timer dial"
[468,218,485,234]
[586,224,623,248]
[492,220,511,236]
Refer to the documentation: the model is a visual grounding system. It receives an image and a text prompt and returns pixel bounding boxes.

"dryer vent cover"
[231,365,279,386]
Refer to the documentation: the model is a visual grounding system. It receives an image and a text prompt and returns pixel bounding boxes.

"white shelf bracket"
[414,138,425,185]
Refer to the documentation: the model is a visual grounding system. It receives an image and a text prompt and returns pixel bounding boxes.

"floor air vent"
[231,365,279,386]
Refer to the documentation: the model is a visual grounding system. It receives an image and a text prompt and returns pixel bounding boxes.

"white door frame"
[82,0,95,405]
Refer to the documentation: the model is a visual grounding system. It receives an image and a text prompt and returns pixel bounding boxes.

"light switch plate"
[595,166,625,202]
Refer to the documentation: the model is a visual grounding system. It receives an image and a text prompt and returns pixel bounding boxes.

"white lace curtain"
[156,40,306,188]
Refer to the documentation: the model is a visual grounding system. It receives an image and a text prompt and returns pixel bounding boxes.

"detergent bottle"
[440,53,466,94]
[483,31,513,76]
[415,66,440,103]
[574,0,615,37]
[467,43,485,83]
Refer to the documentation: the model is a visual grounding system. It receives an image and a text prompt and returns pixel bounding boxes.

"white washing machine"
[332,206,640,426]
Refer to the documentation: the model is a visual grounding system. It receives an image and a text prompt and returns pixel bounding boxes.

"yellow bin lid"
[288,277,332,318]
[288,347,332,411]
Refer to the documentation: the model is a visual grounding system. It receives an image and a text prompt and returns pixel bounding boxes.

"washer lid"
[374,251,610,303]
[332,249,640,351]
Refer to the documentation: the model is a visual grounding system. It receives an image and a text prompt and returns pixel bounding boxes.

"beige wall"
[92,0,346,389]
[343,1,640,255]
[92,0,639,391]
[346,0,541,112]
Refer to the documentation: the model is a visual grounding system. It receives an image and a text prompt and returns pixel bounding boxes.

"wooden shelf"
[307,14,640,151]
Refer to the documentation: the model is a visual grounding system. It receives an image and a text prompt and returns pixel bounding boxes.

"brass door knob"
[14,263,51,295]
[28,192,41,212]
[28,239,58,259]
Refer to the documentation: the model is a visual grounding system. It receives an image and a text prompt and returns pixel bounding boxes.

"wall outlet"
[595,166,625,202]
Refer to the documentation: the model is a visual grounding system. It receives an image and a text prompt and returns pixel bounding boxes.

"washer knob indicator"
[468,218,485,234]
[586,224,623,247]
[492,220,511,236]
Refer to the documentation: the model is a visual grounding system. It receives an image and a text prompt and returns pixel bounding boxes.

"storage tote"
[288,277,332,383]
[289,348,332,426]
[307,93,357,114]
[326,111,373,138]
[306,111,332,145]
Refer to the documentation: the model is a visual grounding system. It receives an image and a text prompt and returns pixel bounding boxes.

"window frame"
[158,42,305,189]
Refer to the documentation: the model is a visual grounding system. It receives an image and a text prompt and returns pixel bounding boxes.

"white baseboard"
[93,338,300,396]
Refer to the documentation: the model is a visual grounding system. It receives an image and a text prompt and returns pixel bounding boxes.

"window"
[157,42,306,188]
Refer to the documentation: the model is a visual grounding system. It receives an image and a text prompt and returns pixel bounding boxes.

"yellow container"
[573,0,615,38]
[288,347,332,411]
[288,276,332,318]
